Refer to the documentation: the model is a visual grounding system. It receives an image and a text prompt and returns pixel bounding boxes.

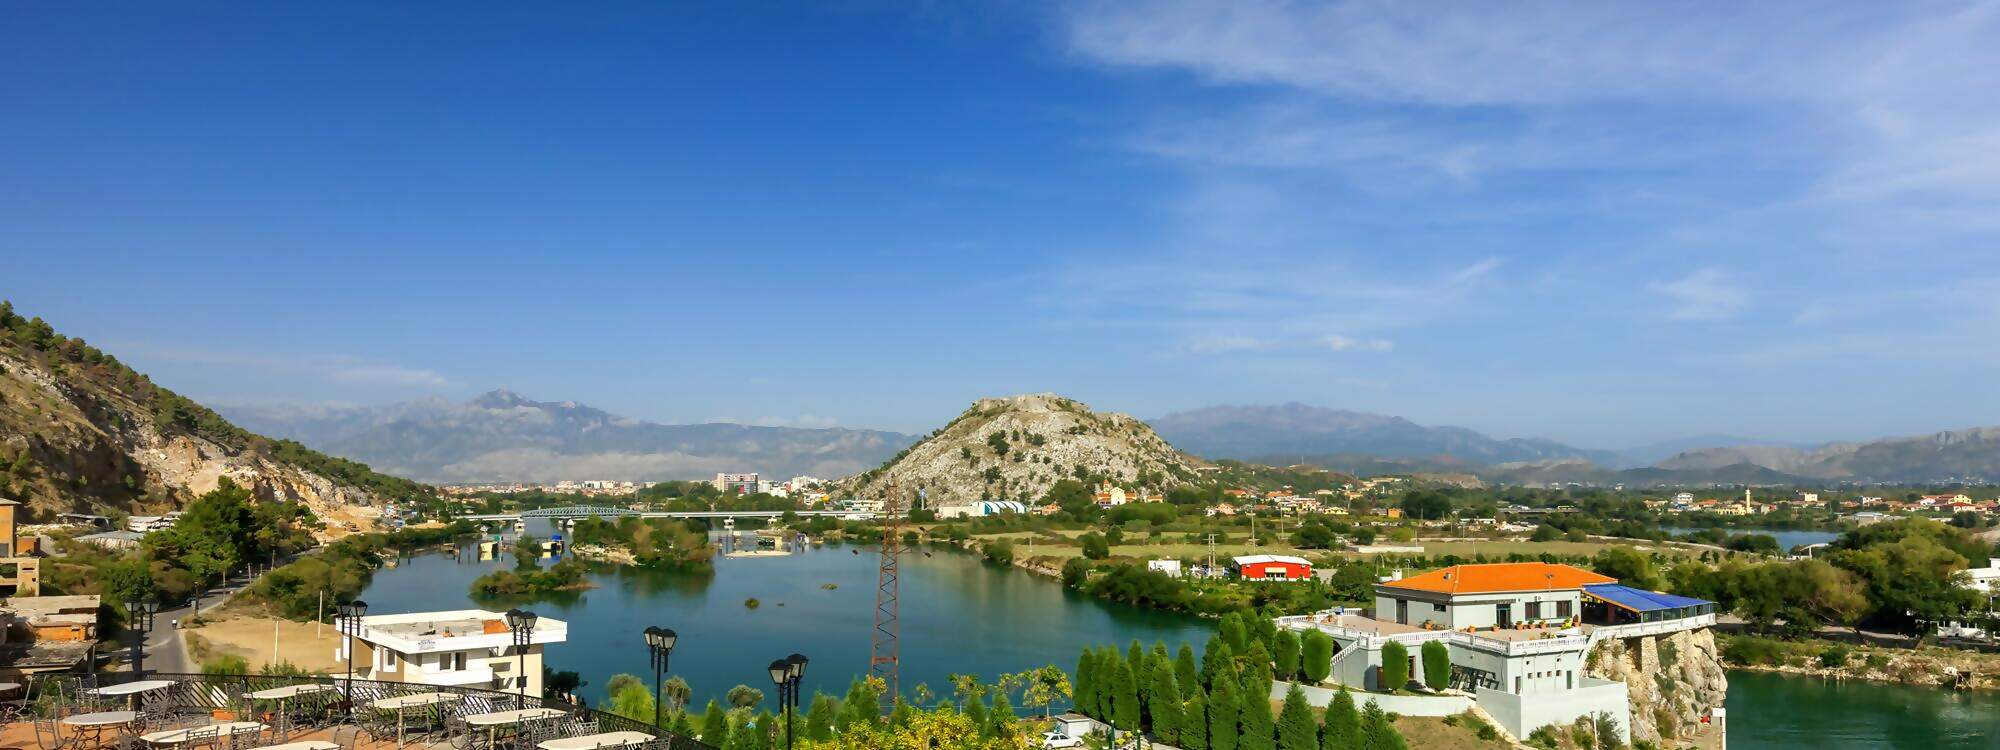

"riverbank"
[1719,633,2000,690]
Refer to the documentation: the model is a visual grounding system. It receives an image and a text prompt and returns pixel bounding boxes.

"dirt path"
[183,613,348,674]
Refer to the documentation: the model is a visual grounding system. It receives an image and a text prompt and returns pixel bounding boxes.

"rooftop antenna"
[869,483,906,713]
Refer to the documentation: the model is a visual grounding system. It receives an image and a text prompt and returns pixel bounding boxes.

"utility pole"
[1205,533,1217,579]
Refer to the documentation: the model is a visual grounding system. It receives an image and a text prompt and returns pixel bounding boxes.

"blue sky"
[5,1,1998,448]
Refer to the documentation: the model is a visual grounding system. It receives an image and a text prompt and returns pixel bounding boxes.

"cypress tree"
[1176,643,1200,689]
[1113,656,1142,732]
[1220,612,1250,654]
[1237,672,1276,750]
[964,690,989,733]
[1152,641,1172,671]
[839,678,879,731]
[1076,649,1098,719]
[1148,654,1185,744]
[1182,685,1210,750]
[1380,641,1411,692]
[699,699,729,747]
[1208,675,1240,750]
[1421,641,1451,690]
[1360,699,1404,750]
[804,694,836,741]
[1251,617,1279,655]
[1201,638,1234,692]
[1275,685,1318,750]
[1273,631,1301,682]
[988,691,1019,742]
[722,713,760,750]
[1128,640,1147,679]
[1098,647,1123,718]
[1243,641,1276,708]
[888,696,914,729]
[1301,631,1334,685]
[1320,689,1360,750]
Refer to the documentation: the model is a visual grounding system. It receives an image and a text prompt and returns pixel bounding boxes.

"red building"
[1230,554,1313,581]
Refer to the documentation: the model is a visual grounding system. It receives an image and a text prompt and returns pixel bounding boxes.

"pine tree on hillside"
[988,691,1019,741]
[804,694,836,741]
[1275,685,1318,750]
[1242,642,1276,708]
[1320,689,1360,750]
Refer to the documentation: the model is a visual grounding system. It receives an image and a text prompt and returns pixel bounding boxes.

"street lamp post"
[123,599,158,676]
[643,626,678,730]
[506,609,539,708]
[768,653,808,750]
[337,600,368,714]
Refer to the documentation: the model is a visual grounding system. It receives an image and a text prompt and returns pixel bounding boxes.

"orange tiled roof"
[1379,562,1615,595]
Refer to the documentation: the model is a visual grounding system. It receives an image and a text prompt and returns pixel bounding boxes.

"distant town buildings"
[935,500,1028,519]
[713,472,760,494]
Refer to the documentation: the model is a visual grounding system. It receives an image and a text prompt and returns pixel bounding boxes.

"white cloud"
[1057,0,2000,212]
[1647,268,1749,322]
[112,342,453,388]
[1320,335,1393,352]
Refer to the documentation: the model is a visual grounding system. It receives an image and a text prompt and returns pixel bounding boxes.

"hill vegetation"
[0,301,430,521]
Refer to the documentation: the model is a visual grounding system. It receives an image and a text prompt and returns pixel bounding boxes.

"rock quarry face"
[1587,628,1728,745]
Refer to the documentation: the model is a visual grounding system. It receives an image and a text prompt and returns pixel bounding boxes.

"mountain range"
[1147,403,2000,486]
[216,390,917,484]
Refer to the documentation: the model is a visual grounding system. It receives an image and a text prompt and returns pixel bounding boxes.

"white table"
[247,741,338,750]
[370,692,463,747]
[140,721,267,746]
[537,731,655,750]
[370,692,462,710]
[464,708,567,749]
[245,685,335,700]
[246,683,335,740]
[87,680,177,697]
[62,711,139,749]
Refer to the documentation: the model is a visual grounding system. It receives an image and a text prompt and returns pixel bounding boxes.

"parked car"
[1040,731,1083,749]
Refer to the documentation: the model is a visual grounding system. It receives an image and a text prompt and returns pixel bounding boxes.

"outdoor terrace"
[0,673,708,750]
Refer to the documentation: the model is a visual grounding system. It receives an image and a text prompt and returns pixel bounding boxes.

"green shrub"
[1380,641,1411,691]
[1721,635,1786,666]
[1818,645,1851,668]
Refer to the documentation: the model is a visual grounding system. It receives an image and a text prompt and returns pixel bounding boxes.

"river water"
[357,541,1211,708]
[356,539,1993,748]
[1663,527,1840,551]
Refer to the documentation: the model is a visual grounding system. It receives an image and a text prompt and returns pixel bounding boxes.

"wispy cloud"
[1647,268,1748,322]
[108,342,454,389]
[1183,334,1392,354]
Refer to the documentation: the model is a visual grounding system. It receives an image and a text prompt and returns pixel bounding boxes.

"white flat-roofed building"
[338,609,567,694]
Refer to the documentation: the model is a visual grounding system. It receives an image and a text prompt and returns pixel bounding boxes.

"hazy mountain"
[0,302,424,523]
[1149,403,1618,466]
[845,393,1205,505]
[1613,434,1812,467]
[217,390,917,484]
[1658,427,2000,484]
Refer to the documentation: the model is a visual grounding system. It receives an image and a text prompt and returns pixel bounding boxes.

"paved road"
[124,551,310,675]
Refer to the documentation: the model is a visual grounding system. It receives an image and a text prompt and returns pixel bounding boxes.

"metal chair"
[330,725,363,750]
[32,716,70,750]
[185,724,223,750]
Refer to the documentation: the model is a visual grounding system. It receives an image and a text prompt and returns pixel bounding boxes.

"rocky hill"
[0,302,429,524]
[844,394,1207,506]
[1657,427,2000,483]
[219,390,915,483]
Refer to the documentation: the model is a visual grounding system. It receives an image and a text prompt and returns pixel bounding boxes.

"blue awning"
[1583,583,1713,613]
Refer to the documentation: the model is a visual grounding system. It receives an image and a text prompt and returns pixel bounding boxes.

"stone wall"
[1585,627,1728,745]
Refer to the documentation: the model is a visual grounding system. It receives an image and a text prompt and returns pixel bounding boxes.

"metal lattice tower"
[868,484,904,713]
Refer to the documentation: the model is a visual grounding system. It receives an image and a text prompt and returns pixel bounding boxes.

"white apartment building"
[338,609,567,695]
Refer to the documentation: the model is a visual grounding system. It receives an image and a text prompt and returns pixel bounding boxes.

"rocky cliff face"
[1586,628,1728,746]
[0,304,423,528]
[844,393,1206,505]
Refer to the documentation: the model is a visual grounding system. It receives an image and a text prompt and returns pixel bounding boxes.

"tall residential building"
[714,472,760,494]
